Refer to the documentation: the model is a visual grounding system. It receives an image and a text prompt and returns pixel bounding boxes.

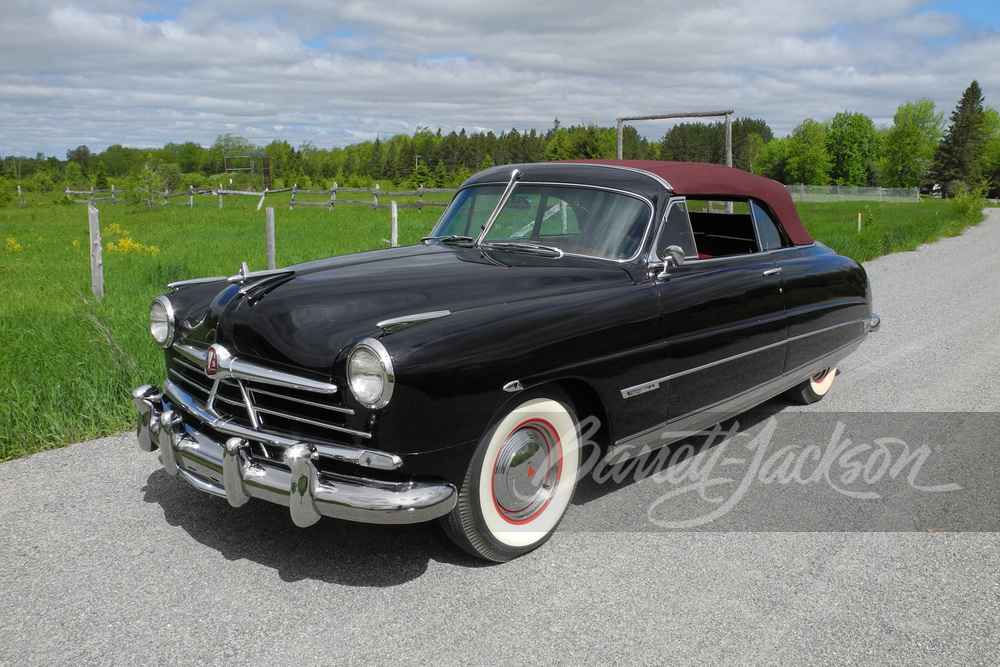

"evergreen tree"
[931,80,987,195]
[93,163,109,190]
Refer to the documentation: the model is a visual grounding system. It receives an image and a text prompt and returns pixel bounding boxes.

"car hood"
[213,243,635,374]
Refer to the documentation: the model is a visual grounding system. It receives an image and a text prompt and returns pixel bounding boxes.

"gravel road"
[2,210,998,665]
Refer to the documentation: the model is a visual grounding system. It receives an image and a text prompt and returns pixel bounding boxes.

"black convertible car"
[133,160,879,561]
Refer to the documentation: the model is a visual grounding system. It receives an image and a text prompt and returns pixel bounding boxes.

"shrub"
[950,182,987,223]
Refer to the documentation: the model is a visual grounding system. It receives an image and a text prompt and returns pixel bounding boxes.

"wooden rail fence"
[66,184,457,210]
[288,183,456,211]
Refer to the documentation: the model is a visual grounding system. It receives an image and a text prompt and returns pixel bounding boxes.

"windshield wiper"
[421,234,476,246]
[480,241,564,258]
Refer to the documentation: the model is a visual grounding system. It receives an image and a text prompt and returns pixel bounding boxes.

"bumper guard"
[131,385,457,526]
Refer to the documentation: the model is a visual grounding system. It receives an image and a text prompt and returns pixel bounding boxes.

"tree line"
[1,81,995,205]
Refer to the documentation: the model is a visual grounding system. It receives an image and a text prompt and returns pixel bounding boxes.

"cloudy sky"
[2,0,1000,157]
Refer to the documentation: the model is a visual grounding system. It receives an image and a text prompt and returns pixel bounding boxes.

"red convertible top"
[567,160,813,246]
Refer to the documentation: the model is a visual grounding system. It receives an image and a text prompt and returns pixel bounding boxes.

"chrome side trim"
[174,343,338,395]
[619,318,868,399]
[610,335,866,458]
[377,310,452,334]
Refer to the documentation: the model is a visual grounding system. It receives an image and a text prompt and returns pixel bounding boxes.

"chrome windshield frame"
[473,168,522,247]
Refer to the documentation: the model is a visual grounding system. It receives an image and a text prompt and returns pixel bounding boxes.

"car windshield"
[429,184,652,261]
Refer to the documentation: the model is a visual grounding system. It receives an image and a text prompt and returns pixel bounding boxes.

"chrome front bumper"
[132,385,457,526]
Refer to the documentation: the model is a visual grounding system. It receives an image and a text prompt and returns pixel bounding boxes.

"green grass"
[797,198,985,262]
[0,193,445,459]
[0,193,986,459]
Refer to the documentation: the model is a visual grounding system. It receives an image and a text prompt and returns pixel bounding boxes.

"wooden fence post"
[88,205,104,297]
[219,184,224,209]
[384,201,398,247]
[265,207,276,270]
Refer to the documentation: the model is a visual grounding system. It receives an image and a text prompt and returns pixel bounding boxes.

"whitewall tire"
[442,392,580,562]
[787,365,837,405]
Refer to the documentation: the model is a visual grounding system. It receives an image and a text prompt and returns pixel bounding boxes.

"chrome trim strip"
[252,405,352,433]
[681,242,820,265]
[619,318,868,399]
[237,380,260,429]
[377,310,452,334]
[173,343,338,394]
[167,275,227,290]
[787,318,866,344]
[249,386,354,415]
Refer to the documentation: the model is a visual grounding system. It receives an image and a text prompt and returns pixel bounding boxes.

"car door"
[653,198,787,421]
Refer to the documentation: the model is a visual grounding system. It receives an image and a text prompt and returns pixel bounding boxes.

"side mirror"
[663,245,686,267]
[655,245,686,281]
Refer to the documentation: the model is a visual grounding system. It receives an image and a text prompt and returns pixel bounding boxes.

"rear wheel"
[442,391,580,562]
[786,365,837,405]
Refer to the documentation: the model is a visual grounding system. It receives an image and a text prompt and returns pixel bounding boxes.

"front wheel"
[786,365,838,405]
[442,391,580,562]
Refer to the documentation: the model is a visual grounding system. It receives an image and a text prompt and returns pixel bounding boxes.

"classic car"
[132,159,879,561]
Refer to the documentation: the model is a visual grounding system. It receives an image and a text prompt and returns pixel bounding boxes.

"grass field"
[0,193,985,459]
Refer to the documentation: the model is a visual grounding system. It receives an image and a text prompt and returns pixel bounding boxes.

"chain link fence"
[784,184,920,203]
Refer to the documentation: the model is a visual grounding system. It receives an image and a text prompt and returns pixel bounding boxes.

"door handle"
[762,267,782,276]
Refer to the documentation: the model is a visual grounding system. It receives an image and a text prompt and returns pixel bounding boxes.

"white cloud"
[1,0,999,156]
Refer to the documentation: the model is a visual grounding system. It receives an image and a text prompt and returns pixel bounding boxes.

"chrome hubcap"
[491,420,560,523]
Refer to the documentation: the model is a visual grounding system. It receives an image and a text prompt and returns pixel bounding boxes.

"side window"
[656,200,697,259]
[686,198,760,257]
[751,201,789,251]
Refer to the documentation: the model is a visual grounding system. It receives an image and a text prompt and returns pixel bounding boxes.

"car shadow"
[139,398,791,581]
[141,470,491,587]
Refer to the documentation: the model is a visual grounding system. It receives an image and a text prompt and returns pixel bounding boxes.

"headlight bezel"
[347,337,395,409]
[149,295,176,349]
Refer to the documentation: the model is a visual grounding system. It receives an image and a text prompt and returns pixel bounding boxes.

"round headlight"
[347,338,394,409]
[149,295,175,348]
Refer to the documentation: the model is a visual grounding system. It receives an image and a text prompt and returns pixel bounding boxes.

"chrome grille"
[166,347,367,442]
